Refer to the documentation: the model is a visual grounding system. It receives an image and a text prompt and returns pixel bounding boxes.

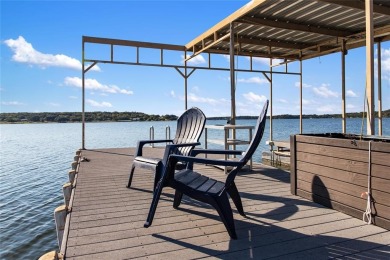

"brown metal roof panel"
[186,0,390,59]
[185,0,270,49]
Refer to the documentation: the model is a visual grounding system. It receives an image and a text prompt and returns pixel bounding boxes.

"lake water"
[1,118,389,259]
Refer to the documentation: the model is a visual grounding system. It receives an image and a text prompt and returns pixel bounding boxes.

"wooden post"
[54,205,67,249]
[378,42,382,136]
[229,22,236,126]
[68,170,76,184]
[63,183,72,208]
[71,161,78,171]
[299,59,303,134]
[269,48,273,141]
[184,50,188,110]
[365,0,375,135]
[82,39,86,150]
[341,40,346,134]
[229,22,237,152]
[290,135,297,195]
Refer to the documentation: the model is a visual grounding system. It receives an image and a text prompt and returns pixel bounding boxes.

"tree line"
[0,112,178,123]
[209,109,390,120]
[1,109,388,123]
[267,109,390,119]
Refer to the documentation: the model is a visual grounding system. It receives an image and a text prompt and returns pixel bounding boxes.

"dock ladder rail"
[149,125,171,147]
[165,125,171,144]
[149,126,154,147]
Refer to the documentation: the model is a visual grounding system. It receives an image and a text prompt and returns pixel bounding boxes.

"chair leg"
[144,161,165,228]
[173,190,183,209]
[227,182,245,216]
[144,179,164,228]
[153,164,162,189]
[212,193,237,239]
[127,164,136,188]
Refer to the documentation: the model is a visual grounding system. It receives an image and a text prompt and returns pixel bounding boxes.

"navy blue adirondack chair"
[127,107,206,189]
[144,100,268,239]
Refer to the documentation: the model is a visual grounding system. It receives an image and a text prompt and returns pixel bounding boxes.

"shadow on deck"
[64,147,390,259]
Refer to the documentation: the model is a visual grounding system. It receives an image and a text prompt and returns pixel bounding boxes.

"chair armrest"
[166,142,201,148]
[169,154,242,168]
[190,149,243,157]
[135,139,173,156]
[161,142,201,164]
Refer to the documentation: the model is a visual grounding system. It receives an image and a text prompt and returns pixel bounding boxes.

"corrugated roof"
[185,0,390,61]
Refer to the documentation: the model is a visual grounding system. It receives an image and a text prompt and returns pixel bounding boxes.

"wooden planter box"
[290,133,390,230]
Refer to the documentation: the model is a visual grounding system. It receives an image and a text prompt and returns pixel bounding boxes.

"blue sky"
[1,0,389,117]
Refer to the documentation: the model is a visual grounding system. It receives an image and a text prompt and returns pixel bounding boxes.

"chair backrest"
[172,107,206,156]
[226,100,268,185]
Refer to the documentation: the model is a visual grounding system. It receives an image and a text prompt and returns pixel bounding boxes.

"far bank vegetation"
[0,112,178,123]
[1,109,389,124]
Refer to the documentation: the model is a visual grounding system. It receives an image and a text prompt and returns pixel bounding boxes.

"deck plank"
[64,147,390,259]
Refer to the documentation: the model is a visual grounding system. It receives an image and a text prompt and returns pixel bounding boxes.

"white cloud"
[64,77,133,95]
[313,84,338,98]
[317,105,335,113]
[222,55,230,62]
[302,99,312,105]
[170,90,176,98]
[224,56,283,66]
[48,102,60,107]
[191,86,200,93]
[4,36,100,71]
[237,77,268,84]
[69,96,78,99]
[1,101,24,106]
[187,93,220,105]
[251,57,269,65]
[378,47,390,84]
[242,92,267,103]
[250,57,284,66]
[295,82,312,88]
[86,99,112,108]
[347,104,356,109]
[278,99,288,103]
[182,54,206,65]
[346,90,358,97]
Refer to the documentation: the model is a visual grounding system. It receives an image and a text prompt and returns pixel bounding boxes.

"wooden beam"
[185,33,231,62]
[237,17,352,38]
[204,47,299,60]
[317,0,390,16]
[83,36,185,51]
[223,35,309,50]
[285,25,390,60]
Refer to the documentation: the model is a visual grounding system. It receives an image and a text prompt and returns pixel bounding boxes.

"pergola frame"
[82,0,390,149]
[81,36,301,149]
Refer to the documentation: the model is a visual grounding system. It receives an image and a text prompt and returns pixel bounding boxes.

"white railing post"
[150,126,154,147]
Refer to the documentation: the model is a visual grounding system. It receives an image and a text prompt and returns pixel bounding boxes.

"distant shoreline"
[210,110,390,120]
[1,110,389,124]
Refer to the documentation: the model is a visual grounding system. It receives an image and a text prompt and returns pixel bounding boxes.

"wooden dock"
[62,147,390,259]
